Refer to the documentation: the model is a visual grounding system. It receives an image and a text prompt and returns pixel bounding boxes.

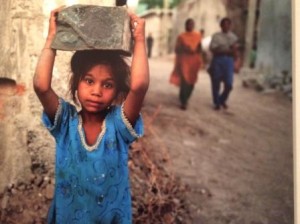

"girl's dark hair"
[69,50,130,104]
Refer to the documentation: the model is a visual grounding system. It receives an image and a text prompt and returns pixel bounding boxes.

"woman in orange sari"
[170,18,202,110]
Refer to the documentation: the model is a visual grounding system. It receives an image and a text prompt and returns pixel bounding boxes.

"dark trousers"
[209,56,234,106]
[179,75,194,106]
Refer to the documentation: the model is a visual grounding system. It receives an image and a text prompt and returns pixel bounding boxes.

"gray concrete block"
[51,5,132,55]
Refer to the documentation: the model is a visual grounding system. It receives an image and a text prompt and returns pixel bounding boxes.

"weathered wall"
[0,81,31,191]
[240,0,292,97]
[0,0,43,193]
[255,0,291,80]
[0,0,43,82]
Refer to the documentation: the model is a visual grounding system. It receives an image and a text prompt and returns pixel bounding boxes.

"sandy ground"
[142,57,293,224]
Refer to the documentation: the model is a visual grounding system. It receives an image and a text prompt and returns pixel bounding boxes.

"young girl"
[33,7,149,224]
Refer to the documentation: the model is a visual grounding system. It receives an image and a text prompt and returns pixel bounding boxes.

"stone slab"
[51,5,132,56]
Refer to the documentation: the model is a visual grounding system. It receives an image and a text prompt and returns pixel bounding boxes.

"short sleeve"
[209,34,219,51]
[42,98,76,138]
[229,32,238,45]
[112,105,144,144]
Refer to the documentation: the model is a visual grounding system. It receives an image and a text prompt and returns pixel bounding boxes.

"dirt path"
[142,57,293,224]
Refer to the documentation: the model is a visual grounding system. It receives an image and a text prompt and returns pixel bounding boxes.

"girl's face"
[77,64,117,113]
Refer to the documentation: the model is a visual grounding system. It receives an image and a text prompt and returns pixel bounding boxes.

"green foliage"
[170,0,182,8]
[139,0,181,9]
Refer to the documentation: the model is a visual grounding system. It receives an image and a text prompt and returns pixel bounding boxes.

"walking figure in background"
[169,18,202,110]
[199,28,209,67]
[33,7,149,223]
[208,17,238,110]
[146,33,154,58]
[200,28,205,37]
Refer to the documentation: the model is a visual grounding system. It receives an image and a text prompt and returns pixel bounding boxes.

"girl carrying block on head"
[33,6,149,224]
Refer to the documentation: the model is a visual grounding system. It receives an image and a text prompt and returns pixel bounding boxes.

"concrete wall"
[255,0,291,79]
[0,0,43,193]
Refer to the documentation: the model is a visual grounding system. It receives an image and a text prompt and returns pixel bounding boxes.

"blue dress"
[42,99,143,224]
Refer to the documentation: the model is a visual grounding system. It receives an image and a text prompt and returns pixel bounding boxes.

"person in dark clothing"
[146,33,154,58]
[209,17,238,110]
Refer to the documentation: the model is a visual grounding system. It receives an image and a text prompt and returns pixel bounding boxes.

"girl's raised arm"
[123,13,150,125]
[33,7,64,122]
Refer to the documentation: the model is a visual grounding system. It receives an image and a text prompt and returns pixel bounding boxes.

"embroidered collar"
[77,115,106,152]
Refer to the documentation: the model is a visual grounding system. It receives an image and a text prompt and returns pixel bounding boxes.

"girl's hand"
[128,13,145,42]
[47,6,65,40]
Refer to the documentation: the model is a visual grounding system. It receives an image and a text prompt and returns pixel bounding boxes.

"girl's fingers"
[128,12,140,25]
[50,5,65,18]
[53,5,66,13]
[128,11,137,18]
[130,17,145,29]
[48,6,65,36]
[128,12,146,40]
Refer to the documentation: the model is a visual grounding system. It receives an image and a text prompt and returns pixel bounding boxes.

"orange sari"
[170,32,202,86]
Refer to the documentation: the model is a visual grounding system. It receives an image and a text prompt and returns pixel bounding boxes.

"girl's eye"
[84,78,93,85]
[103,82,114,88]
